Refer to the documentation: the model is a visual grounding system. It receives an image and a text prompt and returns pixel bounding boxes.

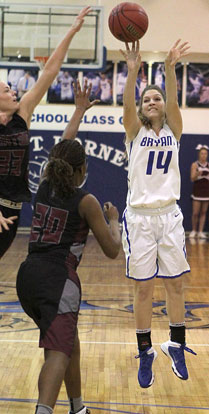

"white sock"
[69,396,83,413]
[35,404,53,414]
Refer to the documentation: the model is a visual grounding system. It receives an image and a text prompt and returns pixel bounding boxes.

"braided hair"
[44,139,86,198]
[137,85,166,128]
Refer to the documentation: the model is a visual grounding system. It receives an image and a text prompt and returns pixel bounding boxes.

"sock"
[136,328,152,351]
[35,404,53,414]
[69,396,83,413]
[169,322,185,344]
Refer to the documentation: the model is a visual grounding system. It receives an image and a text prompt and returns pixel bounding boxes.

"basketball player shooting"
[121,38,197,389]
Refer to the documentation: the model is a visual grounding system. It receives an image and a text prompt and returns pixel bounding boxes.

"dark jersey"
[29,179,89,269]
[192,161,209,200]
[0,113,31,202]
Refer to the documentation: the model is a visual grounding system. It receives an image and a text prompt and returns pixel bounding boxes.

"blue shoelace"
[182,344,197,355]
[177,344,197,361]
[135,348,154,374]
[135,348,151,359]
[169,344,197,370]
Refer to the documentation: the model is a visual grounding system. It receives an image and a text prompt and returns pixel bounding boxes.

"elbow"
[108,252,118,260]
[105,244,121,259]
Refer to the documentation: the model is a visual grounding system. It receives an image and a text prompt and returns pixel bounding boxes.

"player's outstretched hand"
[166,39,190,66]
[103,202,119,222]
[0,211,18,233]
[71,6,92,32]
[119,40,141,71]
[73,79,100,111]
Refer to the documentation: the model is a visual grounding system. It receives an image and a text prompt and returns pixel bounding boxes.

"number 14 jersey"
[126,124,180,209]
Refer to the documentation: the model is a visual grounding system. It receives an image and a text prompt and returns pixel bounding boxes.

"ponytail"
[43,139,86,198]
[45,158,75,198]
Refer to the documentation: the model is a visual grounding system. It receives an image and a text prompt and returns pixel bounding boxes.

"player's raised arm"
[165,39,190,141]
[120,41,142,142]
[62,79,100,140]
[18,6,92,126]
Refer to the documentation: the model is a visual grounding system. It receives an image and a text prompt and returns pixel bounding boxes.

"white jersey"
[116,72,127,95]
[84,76,100,95]
[60,75,74,100]
[100,79,112,101]
[126,124,180,209]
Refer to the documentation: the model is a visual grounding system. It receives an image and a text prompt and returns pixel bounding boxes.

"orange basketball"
[108,2,149,42]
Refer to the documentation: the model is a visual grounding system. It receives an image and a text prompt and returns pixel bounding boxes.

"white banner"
[31,104,209,135]
[31,105,124,132]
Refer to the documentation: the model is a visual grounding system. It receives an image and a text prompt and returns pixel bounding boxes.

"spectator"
[17,71,36,99]
[189,145,209,239]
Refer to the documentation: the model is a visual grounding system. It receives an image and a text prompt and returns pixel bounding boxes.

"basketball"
[108,2,149,42]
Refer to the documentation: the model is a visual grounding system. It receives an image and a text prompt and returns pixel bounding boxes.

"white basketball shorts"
[122,202,190,281]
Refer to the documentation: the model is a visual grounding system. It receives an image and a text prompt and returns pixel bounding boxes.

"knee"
[166,279,184,297]
[135,283,152,302]
[199,210,206,218]
[45,350,70,371]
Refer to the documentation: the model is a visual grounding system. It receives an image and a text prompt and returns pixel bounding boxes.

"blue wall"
[19,130,209,232]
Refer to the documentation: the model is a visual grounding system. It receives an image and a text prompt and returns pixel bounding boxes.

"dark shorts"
[16,256,81,357]
[192,179,209,200]
[39,312,78,356]
[0,205,20,258]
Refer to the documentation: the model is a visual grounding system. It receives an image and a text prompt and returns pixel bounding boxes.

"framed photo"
[151,62,183,106]
[186,63,209,107]
[116,61,148,105]
[47,70,77,104]
[7,68,39,101]
[83,61,114,105]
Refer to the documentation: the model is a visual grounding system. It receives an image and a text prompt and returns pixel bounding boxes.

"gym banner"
[30,105,124,132]
[19,104,209,231]
[20,130,128,227]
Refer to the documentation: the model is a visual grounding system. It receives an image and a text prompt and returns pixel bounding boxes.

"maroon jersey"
[17,180,90,348]
[29,179,89,269]
[192,161,209,200]
[0,113,31,202]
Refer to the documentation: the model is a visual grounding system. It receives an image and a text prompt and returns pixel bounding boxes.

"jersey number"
[30,203,68,244]
[146,150,172,175]
[0,149,25,176]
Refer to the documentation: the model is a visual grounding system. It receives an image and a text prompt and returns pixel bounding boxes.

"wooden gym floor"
[0,233,209,414]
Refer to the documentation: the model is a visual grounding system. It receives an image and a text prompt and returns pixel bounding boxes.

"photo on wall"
[47,70,77,104]
[7,68,39,101]
[116,61,148,105]
[186,63,209,107]
[83,61,114,105]
[151,62,183,106]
